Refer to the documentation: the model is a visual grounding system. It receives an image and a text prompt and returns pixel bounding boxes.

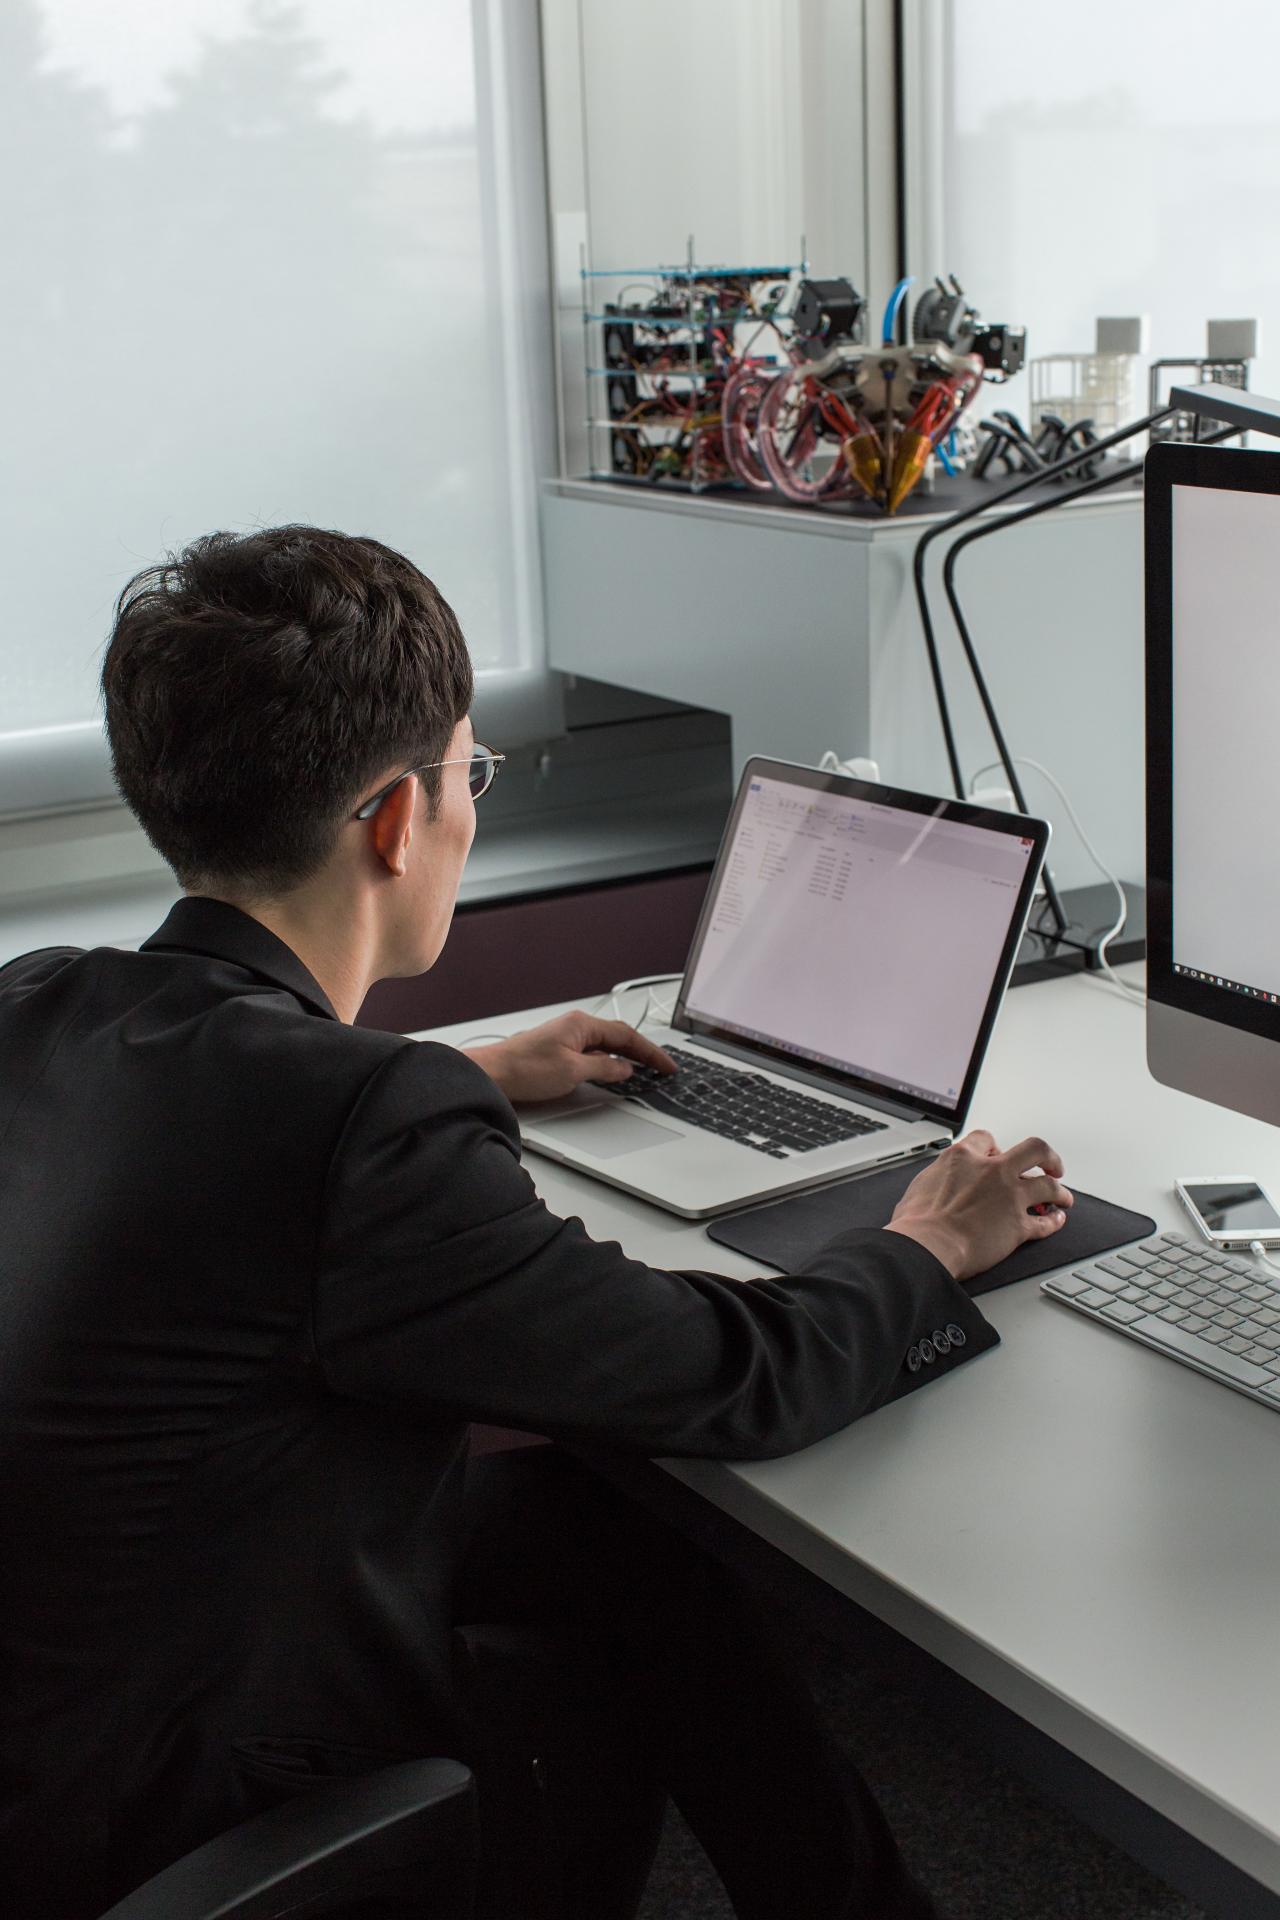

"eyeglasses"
[353,743,505,820]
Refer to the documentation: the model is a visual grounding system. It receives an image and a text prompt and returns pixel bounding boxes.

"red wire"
[818,389,858,438]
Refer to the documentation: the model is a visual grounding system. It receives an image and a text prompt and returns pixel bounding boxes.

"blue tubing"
[881,276,915,346]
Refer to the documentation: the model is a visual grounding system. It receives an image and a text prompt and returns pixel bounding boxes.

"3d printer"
[584,258,1025,514]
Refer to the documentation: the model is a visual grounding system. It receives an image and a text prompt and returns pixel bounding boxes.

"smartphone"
[1174,1176,1280,1248]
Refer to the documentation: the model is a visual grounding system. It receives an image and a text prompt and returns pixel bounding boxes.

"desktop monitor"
[1146,437,1280,1122]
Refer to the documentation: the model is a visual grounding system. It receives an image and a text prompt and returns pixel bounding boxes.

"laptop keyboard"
[607,1045,887,1157]
[1042,1231,1280,1411]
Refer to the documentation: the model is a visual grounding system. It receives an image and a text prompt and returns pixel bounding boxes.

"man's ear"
[370,774,417,877]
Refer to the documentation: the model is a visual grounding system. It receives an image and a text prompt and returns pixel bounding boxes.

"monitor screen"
[1170,478,1280,1007]
[1145,438,1280,1132]
[676,765,1043,1122]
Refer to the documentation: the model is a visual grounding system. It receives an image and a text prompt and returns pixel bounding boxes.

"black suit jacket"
[0,898,996,1914]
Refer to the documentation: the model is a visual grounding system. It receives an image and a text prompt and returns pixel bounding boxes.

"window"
[1,0,548,774]
[908,0,1280,422]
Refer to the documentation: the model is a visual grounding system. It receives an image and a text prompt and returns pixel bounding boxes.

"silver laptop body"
[519,758,1049,1219]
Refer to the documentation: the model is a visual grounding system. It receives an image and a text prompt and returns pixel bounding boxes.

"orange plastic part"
[887,428,932,513]
[844,431,884,502]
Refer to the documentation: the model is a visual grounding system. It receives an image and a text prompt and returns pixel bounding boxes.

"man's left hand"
[463,1011,676,1106]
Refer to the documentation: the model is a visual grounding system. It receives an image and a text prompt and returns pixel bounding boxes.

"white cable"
[970,755,1145,1005]
[1249,1239,1280,1280]
[592,972,683,1030]
[819,751,880,782]
[605,973,683,995]
[462,973,684,1054]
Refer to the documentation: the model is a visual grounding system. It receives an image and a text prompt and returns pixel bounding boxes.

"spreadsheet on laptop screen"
[682,776,1036,1108]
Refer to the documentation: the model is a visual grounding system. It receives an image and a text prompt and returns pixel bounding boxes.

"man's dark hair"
[102,526,474,894]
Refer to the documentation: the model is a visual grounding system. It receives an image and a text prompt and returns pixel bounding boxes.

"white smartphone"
[1174,1176,1280,1249]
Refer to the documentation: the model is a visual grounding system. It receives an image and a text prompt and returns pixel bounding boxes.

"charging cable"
[818,751,880,782]
[457,974,683,1053]
[592,973,683,1029]
[1248,1239,1280,1281]
[969,755,1145,1006]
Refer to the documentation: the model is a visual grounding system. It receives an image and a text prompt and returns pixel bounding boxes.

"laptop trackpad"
[534,1106,683,1159]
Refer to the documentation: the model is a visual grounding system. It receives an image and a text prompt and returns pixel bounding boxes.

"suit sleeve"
[314,1042,998,1460]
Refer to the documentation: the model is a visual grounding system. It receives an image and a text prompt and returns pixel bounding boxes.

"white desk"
[420,969,1280,1911]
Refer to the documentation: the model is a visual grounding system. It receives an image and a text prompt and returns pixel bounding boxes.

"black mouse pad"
[706,1155,1157,1298]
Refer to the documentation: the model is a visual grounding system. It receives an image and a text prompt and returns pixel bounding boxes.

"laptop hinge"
[679,1031,938,1127]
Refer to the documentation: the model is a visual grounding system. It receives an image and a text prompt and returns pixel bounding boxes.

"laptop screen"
[675,761,1046,1127]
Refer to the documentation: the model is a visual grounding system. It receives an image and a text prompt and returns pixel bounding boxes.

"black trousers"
[451,1447,944,1920]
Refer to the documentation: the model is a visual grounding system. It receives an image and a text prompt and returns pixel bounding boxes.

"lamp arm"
[937,420,1243,948]
[910,403,1179,801]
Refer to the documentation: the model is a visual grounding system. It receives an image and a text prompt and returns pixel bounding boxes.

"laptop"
[519,757,1049,1218]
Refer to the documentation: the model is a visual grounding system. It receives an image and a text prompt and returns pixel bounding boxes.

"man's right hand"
[885,1130,1073,1280]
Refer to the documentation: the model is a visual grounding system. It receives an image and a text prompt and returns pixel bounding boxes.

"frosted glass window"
[1,0,520,734]
[931,0,1280,421]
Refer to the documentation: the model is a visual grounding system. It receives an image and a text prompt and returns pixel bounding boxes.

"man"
[0,526,1071,1919]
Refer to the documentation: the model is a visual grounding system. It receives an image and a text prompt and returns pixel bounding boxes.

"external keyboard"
[609,1045,888,1158]
[1042,1231,1280,1410]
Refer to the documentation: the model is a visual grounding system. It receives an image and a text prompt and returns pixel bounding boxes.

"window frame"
[897,0,946,287]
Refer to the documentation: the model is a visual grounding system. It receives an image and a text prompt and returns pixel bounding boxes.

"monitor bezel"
[1146,440,1280,1039]
[672,756,1049,1129]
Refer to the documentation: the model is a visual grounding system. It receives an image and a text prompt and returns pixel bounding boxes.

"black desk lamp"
[913,382,1275,968]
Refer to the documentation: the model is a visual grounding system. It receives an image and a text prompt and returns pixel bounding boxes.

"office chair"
[95,1756,479,1920]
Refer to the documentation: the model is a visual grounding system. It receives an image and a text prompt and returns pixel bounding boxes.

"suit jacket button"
[919,1337,936,1364]
[907,1345,922,1372]
[945,1323,967,1347]
[932,1327,951,1354]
